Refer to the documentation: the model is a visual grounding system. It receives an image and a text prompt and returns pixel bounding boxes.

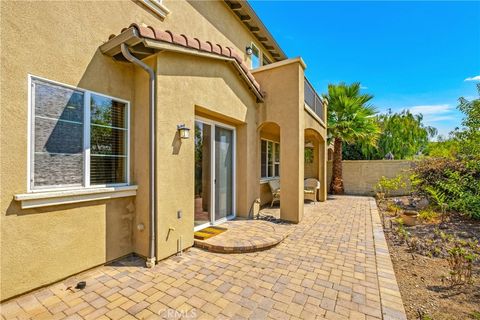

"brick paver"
[0,196,406,319]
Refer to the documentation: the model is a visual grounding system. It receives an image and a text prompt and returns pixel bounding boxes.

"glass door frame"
[194,116,236,231]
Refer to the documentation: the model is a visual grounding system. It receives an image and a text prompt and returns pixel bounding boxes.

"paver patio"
[0,196,406,320]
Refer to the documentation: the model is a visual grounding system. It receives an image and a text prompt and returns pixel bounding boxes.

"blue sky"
[249,1,480,138]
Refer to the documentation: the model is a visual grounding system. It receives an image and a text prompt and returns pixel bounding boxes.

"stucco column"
[252,57,307,223]
[318,139,327,201]
[280,128,304,222]
[236,120,260,218]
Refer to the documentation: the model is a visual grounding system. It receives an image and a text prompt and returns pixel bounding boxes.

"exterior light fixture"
[177,124,190,139]
[245,46,253,56]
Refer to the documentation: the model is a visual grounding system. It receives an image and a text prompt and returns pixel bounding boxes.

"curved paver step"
[193,219,292,253]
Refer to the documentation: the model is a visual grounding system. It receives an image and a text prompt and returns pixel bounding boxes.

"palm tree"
[324,82,380,194]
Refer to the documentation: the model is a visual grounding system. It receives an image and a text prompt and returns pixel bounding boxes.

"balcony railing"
[304,77,324,122]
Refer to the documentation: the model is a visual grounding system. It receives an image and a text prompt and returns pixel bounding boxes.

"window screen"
[90,94,127,185]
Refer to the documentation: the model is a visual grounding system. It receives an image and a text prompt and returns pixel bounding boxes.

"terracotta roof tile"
[198,40,209,52]
[239,61,250,75]
[171,33,187,46]
[146,27,169,42]
[211,44,222,55]
[109,24,263,97]
[230,51,243,64]
[198,40,212,52]
[222,47,233,58]
[185,36,200,50]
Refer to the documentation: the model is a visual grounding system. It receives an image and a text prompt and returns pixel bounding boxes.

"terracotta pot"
[401,210,418,226]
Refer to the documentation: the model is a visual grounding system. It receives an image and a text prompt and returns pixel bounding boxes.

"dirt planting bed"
[378,197,480,320]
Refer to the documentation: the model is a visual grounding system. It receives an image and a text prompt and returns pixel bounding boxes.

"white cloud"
[360,85,368,90]
[427,116,453,122]
[407,104,452,116]
[464,75,480,81]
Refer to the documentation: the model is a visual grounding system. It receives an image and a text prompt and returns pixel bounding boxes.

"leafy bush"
[447,245,476,285]
[386,202,402,214]
[375,174,407,198]
[433,229,479,285]
[411,157,480,219]
[418,209,440,223]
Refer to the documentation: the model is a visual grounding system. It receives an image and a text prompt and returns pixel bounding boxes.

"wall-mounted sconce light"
[245,46,253,56]
[177,124,190,139]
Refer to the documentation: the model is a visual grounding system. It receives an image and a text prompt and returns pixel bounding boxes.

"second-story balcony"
[304,77,325,123]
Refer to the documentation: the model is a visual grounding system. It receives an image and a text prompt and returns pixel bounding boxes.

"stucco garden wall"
[327,160,413,196]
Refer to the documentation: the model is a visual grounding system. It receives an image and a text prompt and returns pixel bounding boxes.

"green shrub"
[418,209,440,223]
[412,157,480,219]
[386,202,402,213]
[375,174,407,198]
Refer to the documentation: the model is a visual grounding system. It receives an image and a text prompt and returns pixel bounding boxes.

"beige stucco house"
[0,0,327,301]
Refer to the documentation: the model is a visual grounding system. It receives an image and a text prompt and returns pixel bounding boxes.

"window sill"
[140,0,170,19]
[14,185,138,209]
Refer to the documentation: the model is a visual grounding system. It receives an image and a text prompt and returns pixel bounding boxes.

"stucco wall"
[0,0,274,300]
[144,51,259,260]
[327,160,413,196]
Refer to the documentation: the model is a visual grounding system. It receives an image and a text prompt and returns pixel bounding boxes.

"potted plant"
[401,210,419,226]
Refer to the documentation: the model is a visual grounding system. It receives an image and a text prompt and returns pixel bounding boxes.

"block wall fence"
[327,160,413,196]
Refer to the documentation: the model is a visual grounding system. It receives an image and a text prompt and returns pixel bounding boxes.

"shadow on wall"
[172,130,182,155]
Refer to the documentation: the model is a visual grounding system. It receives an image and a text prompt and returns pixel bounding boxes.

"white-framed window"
[28,75,130,191]
[261,139,280,179]
[250,43,261,69]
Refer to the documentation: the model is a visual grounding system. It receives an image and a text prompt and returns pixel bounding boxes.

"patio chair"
[268,179,280,208]
[304,178,320,203]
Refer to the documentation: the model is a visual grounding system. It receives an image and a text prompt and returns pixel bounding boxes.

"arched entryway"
[258,122,281,208]
[304,128,327,202]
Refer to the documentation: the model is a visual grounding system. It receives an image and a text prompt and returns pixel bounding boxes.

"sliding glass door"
[194,119,235,230]
[214,127,234,221]
[194,122,212,227]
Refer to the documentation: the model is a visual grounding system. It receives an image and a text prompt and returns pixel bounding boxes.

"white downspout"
[120,43,157,268]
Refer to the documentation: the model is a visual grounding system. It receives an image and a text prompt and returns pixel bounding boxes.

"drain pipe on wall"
[120,43,157,268]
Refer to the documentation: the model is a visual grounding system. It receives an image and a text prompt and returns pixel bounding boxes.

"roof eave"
[224,0,287,61]
[100,27,264,102]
